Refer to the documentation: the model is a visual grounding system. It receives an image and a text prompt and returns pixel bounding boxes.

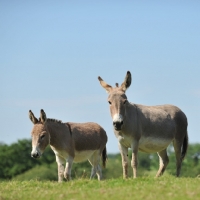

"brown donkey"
[98,71,188,178]
[29,109,107,182]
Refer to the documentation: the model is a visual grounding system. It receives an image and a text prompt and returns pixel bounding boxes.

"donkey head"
[98,71,131,131]
[29,109,50,159]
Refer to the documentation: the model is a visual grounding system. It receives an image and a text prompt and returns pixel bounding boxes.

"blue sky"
[1,1,200,153]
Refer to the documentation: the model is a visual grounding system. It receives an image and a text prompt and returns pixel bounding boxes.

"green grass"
[0,175,200,200]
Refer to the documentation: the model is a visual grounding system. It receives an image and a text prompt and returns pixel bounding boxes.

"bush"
[1,139,200,180]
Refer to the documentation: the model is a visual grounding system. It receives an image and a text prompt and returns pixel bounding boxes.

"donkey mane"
[46,118,63,124]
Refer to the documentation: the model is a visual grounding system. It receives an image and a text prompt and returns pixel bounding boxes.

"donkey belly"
[74,150,96,163]
[138,136,172,153]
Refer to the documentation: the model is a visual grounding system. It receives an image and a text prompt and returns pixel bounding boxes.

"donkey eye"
[40,135,45,140]
[108,101,111,105]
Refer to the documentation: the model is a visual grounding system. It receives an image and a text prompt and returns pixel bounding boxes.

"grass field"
[0,175,200,200]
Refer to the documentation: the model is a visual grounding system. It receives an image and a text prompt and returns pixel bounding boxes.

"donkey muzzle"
[31,147,41,159]
[113,121,123,130]
[31,152,40,159]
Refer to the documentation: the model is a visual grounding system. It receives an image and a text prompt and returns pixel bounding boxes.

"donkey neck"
[120,102,139,135]
[45,120,72,151]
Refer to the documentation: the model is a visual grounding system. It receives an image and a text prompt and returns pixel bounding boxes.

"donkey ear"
[121,71,132,92]
[98,76,112,93]
[29,110,38,124]
[40,109,47,124]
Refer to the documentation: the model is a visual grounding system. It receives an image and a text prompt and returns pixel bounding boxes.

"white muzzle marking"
[31,146,42,158]
[113,114,123,123]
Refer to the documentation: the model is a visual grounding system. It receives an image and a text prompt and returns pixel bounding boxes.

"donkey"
[29,109,107,182]
[98,71,188,178]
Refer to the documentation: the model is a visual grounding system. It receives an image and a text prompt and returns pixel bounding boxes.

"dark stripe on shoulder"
[66,123,72,136]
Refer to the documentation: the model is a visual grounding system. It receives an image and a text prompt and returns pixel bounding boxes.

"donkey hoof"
[64,173,71,181]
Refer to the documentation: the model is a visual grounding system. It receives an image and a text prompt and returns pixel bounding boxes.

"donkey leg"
[88,151,102,180]
[156,149,169,177]
[95,150,103,180]
[64,156,74,181]
[89,164,102,181]
[89,166,96,179]
[118,143,129,179]
[56,155,65,182]
[96,164,102,180]
[173,140,182,177]
[131,141,139,178]
[88,153,97,179]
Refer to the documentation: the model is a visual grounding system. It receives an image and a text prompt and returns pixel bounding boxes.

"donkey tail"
[102,146,107,168]
[181,131,188,161]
